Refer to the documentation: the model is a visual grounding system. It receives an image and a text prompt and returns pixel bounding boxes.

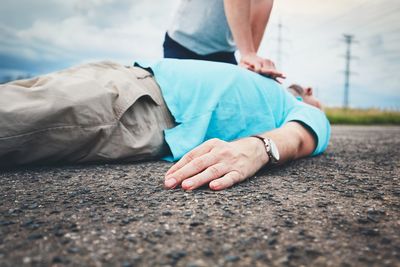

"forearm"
[249,121,316,165]
[250,0,273,51]
[224,0,255,55]
[225,0,282,77]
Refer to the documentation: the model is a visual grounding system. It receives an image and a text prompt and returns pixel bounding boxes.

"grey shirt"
[168,0,236,55]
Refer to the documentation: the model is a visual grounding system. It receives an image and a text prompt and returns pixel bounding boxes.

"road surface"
[0,126,399,267]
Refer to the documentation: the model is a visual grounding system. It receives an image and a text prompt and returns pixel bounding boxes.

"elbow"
[291,122,317,159]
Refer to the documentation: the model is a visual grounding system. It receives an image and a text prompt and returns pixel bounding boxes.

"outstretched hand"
[164,138,269,191]
[240,53,286,83]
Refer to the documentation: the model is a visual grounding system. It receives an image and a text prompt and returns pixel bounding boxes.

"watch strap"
[251,135,277,165]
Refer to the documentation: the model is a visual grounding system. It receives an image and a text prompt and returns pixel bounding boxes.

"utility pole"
[271,18,289,71]
[343,34,355,109]
[277,20,283,70]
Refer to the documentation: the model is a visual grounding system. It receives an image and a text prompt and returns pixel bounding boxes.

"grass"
[325,108,400,125]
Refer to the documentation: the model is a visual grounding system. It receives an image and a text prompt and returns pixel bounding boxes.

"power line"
[347,9,400,33]
[286,2,398,43]
[287,1,375,38]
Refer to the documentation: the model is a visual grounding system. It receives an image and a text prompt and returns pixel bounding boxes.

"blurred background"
[0,0,399,110]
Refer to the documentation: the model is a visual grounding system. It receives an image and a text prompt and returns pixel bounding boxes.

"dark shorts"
[163,33,237,65]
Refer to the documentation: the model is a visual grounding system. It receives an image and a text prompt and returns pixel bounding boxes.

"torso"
[168,0,236,55]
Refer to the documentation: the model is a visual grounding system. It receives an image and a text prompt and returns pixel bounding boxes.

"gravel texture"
[0,125,399,267]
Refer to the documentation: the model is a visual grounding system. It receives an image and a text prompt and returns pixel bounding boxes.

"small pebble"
[28,233,43,240]
[224,255,239,262]
[67,247,80,254]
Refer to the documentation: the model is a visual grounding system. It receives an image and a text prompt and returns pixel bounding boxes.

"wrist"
[248,136,270,166]
[250,135,281,166]
[240,51,257,58]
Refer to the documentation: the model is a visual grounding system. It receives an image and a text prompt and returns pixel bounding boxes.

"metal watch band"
[251,135,277,165]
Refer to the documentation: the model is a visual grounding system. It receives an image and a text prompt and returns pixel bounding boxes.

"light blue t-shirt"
[168,0,236,55]
[135,59,331,161]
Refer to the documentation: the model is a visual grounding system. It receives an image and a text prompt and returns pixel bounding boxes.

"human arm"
[251,0,273,52]
[164,121,316,191]
[223,0,284,81]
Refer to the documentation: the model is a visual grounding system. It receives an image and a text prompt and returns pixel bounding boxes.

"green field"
[325,108,400,125]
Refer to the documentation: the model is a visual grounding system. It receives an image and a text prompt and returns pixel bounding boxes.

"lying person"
[0,59,330,190]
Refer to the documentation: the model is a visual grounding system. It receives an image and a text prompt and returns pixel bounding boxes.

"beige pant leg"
[0,61,175,168]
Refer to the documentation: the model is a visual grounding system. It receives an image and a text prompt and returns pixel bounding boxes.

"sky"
[0,0,399,109]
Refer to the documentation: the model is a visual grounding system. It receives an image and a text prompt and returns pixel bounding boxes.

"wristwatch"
[251,135,280,165]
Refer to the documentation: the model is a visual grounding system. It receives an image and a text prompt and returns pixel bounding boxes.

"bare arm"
[164,121,316,191]
[223,0,284,81]
[223,0,254,56]
[251,0,273,51]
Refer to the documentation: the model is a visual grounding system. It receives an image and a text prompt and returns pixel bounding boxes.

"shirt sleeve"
[283,101,331,156]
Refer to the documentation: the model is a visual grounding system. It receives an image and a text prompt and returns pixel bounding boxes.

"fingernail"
[211,181,221,190]
[183,180,194,189]
[165,178,177,188]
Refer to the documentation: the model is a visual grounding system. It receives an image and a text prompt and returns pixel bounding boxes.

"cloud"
[73,0,116,12]
[0,0,179,75]
[0,0,398,108]
[34,1,174,56]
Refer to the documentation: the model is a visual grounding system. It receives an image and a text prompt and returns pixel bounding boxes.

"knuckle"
[207,153,218,164]
[226,175,236,187]
[192,158,205,171]
[170,172,184,181]
[208,166,221,178]
[215,138,224,144]
[210,138,225,147]
[219,147,232,157]
[230,172,242,184]
[174,172,185,182]
[219,146,237,159]
[207,138,219,146]
[185,152,195,163]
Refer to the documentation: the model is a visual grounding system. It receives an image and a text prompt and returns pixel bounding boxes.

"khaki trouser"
[0,61,175,168]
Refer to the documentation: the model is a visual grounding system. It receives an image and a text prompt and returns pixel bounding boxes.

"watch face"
[269,140,280,161]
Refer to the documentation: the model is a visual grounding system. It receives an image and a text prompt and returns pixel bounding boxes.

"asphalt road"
[0,126,399,267]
